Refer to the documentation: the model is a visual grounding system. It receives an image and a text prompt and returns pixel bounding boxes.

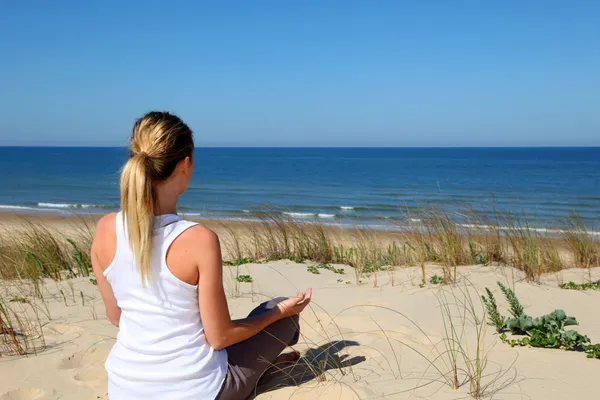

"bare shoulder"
[92,212,118,251]
[168,224,221,278]
[95,212,118,234]
[91,212,118,271]
[177,224,220,249]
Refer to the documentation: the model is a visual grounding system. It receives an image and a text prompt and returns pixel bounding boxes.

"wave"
[0,204,40,211]
[180,212,202,217]
[37,202,105,209]
[457,223,600,237]
[317,213,336,218]
[340,206,354,211]
[283,212,314,218]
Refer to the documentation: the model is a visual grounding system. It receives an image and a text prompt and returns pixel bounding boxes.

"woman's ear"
[185,156,193,174]
[176,156,192,176]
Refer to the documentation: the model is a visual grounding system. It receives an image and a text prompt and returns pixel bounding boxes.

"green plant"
[429,274,443,285]
[223,258,252,266]
[317,263,345,274]
[481,288,505,333]
[235,274,253,283]
[497,281,524,319]
[89,278,98,285]
[559,280,600,291]
[585,343,600,359]
[492,287,600,361]
[66,238,91,277]
[503,309,590,350]
[468,241,488,265]
[306,265,320,274]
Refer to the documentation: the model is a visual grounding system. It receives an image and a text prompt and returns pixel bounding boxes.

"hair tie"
[139,151,150,158]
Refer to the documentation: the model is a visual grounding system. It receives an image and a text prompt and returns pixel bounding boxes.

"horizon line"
[1,145,600,149]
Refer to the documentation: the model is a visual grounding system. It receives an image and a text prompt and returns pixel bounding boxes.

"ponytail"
[120,111,194,284]
[120,153,155,284]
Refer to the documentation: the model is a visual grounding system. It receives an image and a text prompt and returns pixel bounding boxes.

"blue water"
[0,147,599,228]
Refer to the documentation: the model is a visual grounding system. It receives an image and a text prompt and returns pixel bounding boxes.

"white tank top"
[103,212,227,400]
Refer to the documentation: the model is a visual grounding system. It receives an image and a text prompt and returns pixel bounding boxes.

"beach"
[1,213,600,399]
[2,0,599,398]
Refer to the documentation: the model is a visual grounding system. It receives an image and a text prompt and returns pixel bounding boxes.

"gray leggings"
[216,297,300,400]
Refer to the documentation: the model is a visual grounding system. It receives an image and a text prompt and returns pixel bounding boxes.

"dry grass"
[561,216,599,282]
[0,207,597,358]
[3,208,597,287]
[500,212,565,282]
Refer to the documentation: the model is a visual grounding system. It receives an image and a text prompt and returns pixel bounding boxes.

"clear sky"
[0,1,599,147]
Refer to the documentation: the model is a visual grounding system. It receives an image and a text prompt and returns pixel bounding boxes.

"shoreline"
[1,208,598,238]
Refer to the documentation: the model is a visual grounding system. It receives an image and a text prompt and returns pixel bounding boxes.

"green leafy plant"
[223,258,252,266]
[429,274,444,285]
[89,278,98,285]
[287,255,304,263]
[559,280,600,291]
[497,281,524,319]
[481,288,505,333]
[235,274,253,283]
[503,309,590,350]
[318,263,345,274]
[492,285,600,360]
[306,265,320,274]
[584,343,600,359]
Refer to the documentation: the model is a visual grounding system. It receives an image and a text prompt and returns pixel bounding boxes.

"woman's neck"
[153,183,179,216]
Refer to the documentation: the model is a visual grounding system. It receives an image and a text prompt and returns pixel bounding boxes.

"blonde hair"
[120,111,194,283]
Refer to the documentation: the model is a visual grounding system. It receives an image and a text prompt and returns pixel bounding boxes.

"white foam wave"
[180,212,202,217]
[38,202,75,208]
[0,204,39,211]
[37,202,102,209]
[340,206,354,211]
[457,223,600,237]
[318,213,336,218]
[283,212,314,218]
[242,210,251,213]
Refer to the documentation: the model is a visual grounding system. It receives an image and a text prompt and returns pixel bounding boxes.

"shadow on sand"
[254,340,366,396]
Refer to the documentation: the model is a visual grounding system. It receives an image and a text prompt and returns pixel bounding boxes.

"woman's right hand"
[276,289,312,318]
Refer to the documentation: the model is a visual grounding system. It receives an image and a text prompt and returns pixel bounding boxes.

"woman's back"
[92,111,311,400]
[103,212,227,400]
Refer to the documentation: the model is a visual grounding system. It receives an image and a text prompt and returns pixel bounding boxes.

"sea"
[0,147,598,231]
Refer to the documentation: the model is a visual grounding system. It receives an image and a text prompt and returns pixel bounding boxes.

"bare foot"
[274,350,301,365]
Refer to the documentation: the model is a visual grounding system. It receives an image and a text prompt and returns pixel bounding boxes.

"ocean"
[0,147,598,229]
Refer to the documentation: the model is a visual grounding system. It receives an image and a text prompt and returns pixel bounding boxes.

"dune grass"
[0,207,598,359]
[1,208,598,288]
[561,216,599,282]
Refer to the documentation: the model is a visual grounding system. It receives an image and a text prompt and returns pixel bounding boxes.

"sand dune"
[2,260,600,399]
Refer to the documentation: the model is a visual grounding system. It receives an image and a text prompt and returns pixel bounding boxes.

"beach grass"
[1,207,598,363]
[1,207,598,287]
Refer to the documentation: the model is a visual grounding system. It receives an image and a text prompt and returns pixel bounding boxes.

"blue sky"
[0,1,599,147]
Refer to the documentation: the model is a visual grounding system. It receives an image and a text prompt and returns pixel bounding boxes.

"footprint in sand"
[72,367,107,387]
[0,389,58,400]
[58,346,110,370]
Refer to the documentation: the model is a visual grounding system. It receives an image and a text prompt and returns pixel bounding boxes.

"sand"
[2,255,600,399]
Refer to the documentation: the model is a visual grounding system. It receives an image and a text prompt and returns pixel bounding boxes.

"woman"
[91,111,312,400]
